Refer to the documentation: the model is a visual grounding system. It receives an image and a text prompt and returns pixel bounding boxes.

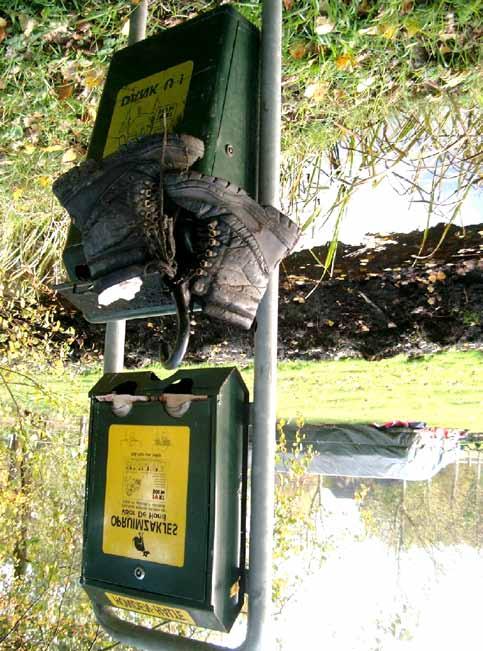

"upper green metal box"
[82,367,249,632]
[61,5,260,316]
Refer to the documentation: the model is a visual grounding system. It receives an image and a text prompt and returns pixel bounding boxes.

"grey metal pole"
[103,0,148,375]
[245,0,282,649]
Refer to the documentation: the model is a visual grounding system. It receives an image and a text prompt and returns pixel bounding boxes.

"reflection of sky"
[290,158,482,248]
[279,495,482,651]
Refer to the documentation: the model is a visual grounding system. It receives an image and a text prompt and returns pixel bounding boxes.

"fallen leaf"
[84,69,104,89]
[436,271,447,281]
[427,285,435,293]
[289,42,307,60]
[315,16,335,36]
[335,53,355,70]
[37,176,51,188]
[0,79,6,90]
[80,105,97,122]
[55,82,74,100]
[0,17,7,43]
[325,319,334,327]
[358,25,378,36]
[42,144,64,152]
[19,15,37,37]
[283,0,294,10]
[24,144,36,154]
[61,62,78,81]
[444,72,469,88]
[304,81,329,101]
[405,19,421,37]
[402,0,414,14]
[292,295,305,304]
[379,23,398,40]
[13,188,23,201]
[62,148,78,164]
[427,297,436,305]
[356,76,375,93]
[121,19,130,37]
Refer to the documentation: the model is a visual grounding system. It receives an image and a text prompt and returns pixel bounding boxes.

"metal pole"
[245,0,282,648]
[103,0,148,374]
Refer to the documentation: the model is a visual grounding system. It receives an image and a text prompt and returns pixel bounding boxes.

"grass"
[2,349,481,431]
[0,0,481,296]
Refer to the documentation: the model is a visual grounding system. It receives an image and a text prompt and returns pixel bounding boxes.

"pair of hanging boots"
[52,133,300,367]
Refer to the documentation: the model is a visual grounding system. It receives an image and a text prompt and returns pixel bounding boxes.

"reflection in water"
[277,459,482,650]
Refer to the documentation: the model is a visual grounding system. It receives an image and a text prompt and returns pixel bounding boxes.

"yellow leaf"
[378,23,398,40]
[13,188,23,200]
[24,143,36,154]
[84,69,104,89]
[326,319,334,327]
[335,53,355,70]
[315,16,335,36]
[62,148,78,164]
[436,271,446,281]
[37,176,51,188]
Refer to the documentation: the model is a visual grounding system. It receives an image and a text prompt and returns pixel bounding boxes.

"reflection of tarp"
[277,424,461,481]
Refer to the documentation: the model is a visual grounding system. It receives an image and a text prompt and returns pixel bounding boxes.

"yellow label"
[104,61,194,157]
[105,592,195,625]
[103,424,190,567]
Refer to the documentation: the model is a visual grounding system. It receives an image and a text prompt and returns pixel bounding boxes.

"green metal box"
[58,6,260,323]
[82,368,249,632]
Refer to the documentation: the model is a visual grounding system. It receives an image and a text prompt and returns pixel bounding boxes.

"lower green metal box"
[82,367,249,632]
[58,5,260,323]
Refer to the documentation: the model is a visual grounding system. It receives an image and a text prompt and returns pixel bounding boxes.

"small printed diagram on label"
[123,457,167,511]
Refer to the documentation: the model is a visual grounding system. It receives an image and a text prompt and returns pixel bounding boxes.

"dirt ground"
[51,222,482,366]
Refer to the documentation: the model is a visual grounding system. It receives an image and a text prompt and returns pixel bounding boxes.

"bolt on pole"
[103,0,148,375]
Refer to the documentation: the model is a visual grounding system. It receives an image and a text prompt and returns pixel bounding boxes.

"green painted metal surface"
[82,367,249,632]
[62,5,260,304]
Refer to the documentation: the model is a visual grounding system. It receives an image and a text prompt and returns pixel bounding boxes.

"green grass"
[1,0,481,295]
[2,350,481,431]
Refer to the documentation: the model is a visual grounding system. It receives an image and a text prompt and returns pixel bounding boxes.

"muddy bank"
[29,223,483,365]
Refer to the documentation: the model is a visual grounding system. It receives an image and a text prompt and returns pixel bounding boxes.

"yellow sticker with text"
[105,592,195,625]
[104,60,194,157]
[103,424,190,567]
